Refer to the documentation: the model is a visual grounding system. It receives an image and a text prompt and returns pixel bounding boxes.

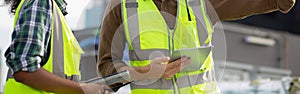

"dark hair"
[4,0,21,14]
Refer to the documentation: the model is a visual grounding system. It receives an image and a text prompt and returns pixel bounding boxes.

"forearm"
[14,68,83,94]
[118,66,155,82]
[210,0,278,21]
[118,65,148,81]
[97,60,128,91]
[98,60,126,76]
[98,60,148,82]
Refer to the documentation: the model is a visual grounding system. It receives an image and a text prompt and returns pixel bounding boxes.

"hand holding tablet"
[170,46,212,72]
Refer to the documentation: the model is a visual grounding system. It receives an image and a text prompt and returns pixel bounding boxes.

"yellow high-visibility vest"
[122,0,219,93]
[4,0,83,93]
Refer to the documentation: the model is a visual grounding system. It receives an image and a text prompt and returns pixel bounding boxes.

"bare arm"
[14,68,84,94]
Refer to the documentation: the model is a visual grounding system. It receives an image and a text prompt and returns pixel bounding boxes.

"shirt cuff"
[6,53,42,73]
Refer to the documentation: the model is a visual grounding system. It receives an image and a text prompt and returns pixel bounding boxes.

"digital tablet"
[170,46,212,72]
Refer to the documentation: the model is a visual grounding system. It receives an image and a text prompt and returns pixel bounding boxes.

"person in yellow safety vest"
[98,0,295,93]
[3,0,111,94]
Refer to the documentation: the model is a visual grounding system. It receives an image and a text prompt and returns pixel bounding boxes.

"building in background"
[84,0,107,29]
[213,22,296,94]
[74,0,107,81]
[234,1,300,35]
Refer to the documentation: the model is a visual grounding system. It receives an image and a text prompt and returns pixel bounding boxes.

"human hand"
[160,57,191,78]
[130,57,191,80]
[278,0,296,13]
[80,83,112,94]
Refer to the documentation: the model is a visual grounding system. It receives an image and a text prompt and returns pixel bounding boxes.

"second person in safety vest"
[98,0,295,93]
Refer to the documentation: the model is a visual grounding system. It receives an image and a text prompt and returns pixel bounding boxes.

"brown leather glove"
[278,0,296,13]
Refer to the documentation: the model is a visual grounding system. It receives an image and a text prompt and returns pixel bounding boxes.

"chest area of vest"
[124,0,204,50]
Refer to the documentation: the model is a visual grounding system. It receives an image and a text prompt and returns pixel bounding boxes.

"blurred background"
[1,0,300,94]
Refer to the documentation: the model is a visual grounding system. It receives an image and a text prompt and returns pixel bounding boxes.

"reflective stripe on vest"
[131,72,218,94]
[52,0,65,78]
[4,0,83,93]
[131,72,206,89]
[122,0,217,93]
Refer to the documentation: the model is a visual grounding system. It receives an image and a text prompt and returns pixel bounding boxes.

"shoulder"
[19,0,52,16]
[15,0,52,33]
[104,0,122,20]
[24,0,52,9]
[17,0,52,20]
[106,0,122,12]
[21,0,67,15]
[108,0,122,7]
[54,0,68,15]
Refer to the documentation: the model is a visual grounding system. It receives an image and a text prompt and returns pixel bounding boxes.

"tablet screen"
[171,46,212,72]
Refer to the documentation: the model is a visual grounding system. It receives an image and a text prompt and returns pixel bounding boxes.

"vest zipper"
[172,76,180,94]
[169,29,180,94]
[170,29,174,53]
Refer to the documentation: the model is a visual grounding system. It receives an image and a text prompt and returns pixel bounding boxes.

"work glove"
[80,83,112,94]
[278,0,296,13]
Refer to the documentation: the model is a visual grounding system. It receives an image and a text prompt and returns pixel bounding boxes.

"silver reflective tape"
[131,78,173,90]
[131,73,205,90]
[52,1,65,78]
[188,0,211,46]
[126,2,138,8]
[197,19,209,46]
[176,73,205,88]
[125,0,141,50]
[129,49,170,60]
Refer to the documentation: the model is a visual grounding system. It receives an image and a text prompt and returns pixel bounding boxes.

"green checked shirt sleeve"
[4,0,68,73]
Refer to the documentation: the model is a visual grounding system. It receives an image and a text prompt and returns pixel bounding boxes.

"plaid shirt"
[5,0,68,73]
